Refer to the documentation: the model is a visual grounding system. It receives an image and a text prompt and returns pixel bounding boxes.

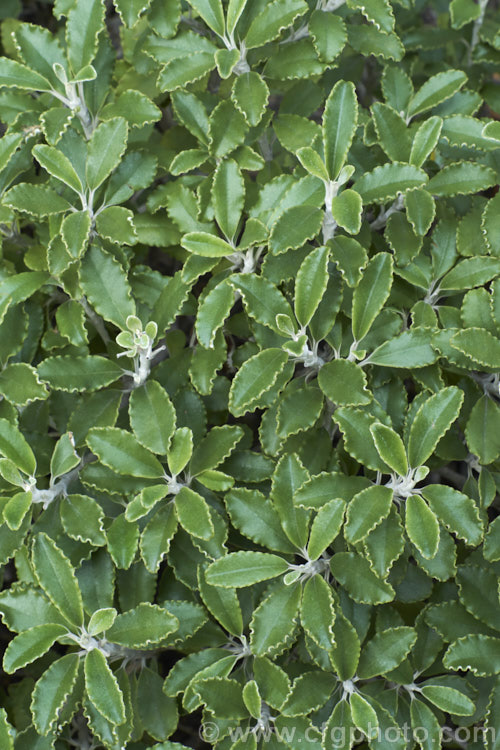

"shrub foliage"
[1,0,500,748]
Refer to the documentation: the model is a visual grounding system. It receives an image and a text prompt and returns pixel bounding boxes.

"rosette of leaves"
[1,0,500,748]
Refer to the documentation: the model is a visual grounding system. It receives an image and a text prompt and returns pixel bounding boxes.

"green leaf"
[444,635,500,676]
[457,564,500,632]
[329,236,368,288]
[80,246,135,329]
[95,206,137,245]
[175,486,214,540]
[297,146,330,182]
[3,492,31,531]
[205,551,289,587]
[224,487,294,553]
[208,99,248,158]
[367,327,437,368]
[427,162,496,197]
[0,363,48,406]
[181,231,233,258]
[3,623,66,674]
[66,0,105,72]
[197,566,243,636]
[86,118,128,191]
[450,0,481,26]
[31,653,81,735]
[195,677,247,718]
[196,280,234,348]
[188,0,224,35]
[482,192,500,256]
[420,684,474,716]
[309,10,347,62]
[421,485,483,546]
[465,395,500,465]
[84,648,125,726]
[167,427,193,476]
[32,532,84,628]
[331,189,362,235]
[0,272,49,320]
[50,432,80,480]
[231,273,293,330]
[56,299,88,346]
[358,626,417,679]
[215,46,239,78]
[169,149,208,176]
[61,210,92,259]
[229,348,289,417]
[212,159,244,242]
[370,423,407,476]
[408,69,467,117]
[33,144,83,193]
[323,699,356,750]
[323,80,358,180]
[330,552,395,604]
[318,359,371,406]
[450,327,500,369]
[409,116,443,168]
[244,0,308,48]
[354,163,428,204]
[106,513,139,569]
[348,25,404,61]
[350,692,379,739]
[294,246,330,328]
[0,57,52,90]
[410,698,441,750]
[344,485,393,545]
[129,381,176,455]
[87,427,164,478]
[407,386,463,467]
[231,72,269,127]
[0,709,13,750]
[3,183,71,217]
[106,602,178,648]
[270,454,311,549]
[158,52,215,91]
[405,495,440,559]
[352,252,393,341]
[88,608,117,636]
[60,494,106,546]
[140,503,177,572]
[38,355,123,392]
[404,187,436,236]
[269,205,323,255]
[281,670,336,716]
[440,257,500,291]
[300,575,336,652]
[371,102,411,162]
[250,582,301,656]
[307,498,345,559]
[114,0,153,26]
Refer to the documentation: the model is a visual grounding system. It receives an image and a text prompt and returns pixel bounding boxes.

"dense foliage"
[1,0,500,748]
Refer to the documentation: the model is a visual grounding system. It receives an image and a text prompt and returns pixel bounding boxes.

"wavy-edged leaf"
[354,162,428,204]
[84,648,125,726]
[205,551,288,588]
[229,348,289,417]
[38,355,123,392]
[444,635,500,676]
[31,653,81,735]
[323,80,358,180]
[80,246,135,330]
[32,532,83,628]
[330,552,395,604]
[87,427,164,478]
